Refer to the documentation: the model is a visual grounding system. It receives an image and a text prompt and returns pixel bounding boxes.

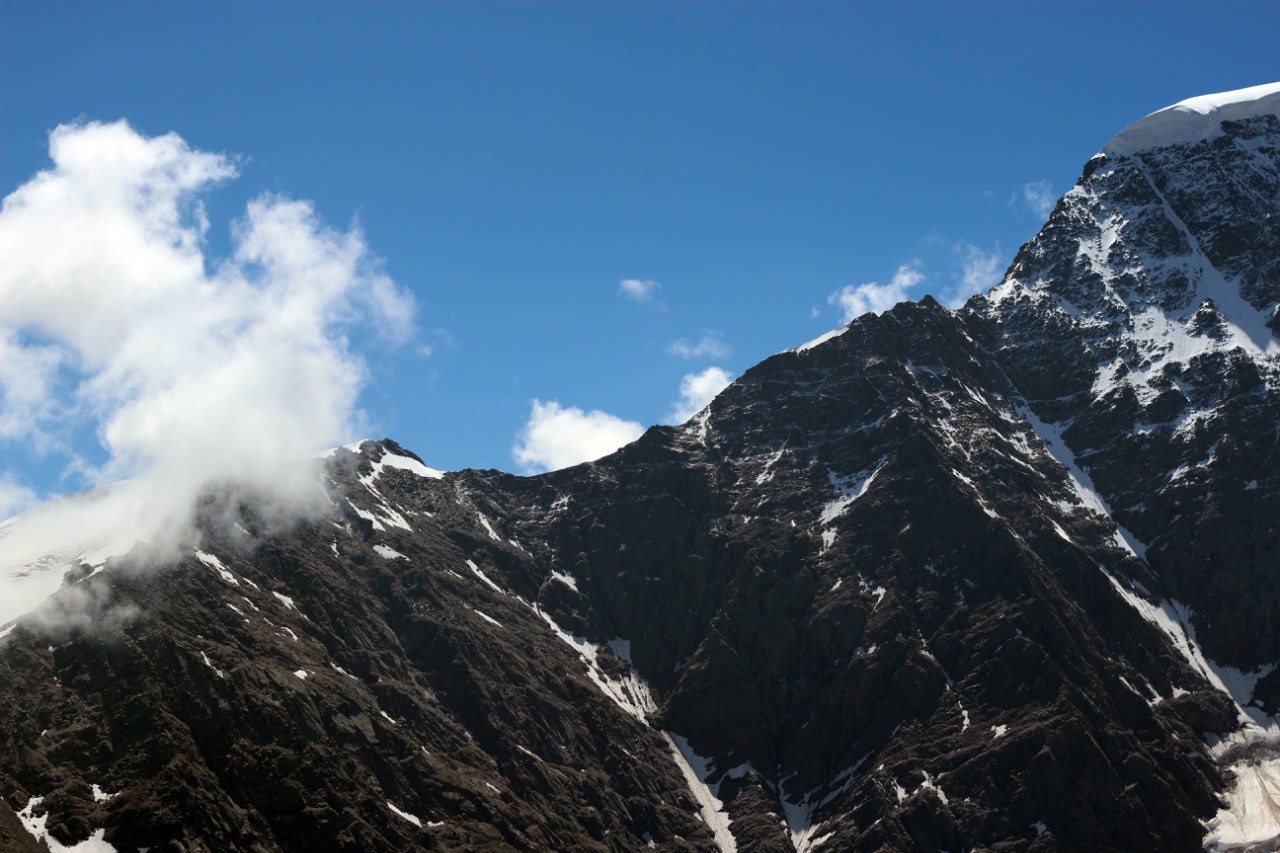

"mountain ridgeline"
[3,85,1280,852]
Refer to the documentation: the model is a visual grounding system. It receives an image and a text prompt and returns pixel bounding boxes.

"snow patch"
[465,559,506,595]
[917,771,948,804]
[1095,564,1280,850]
[376,449,445,479]
[472,608,504,628]
[819,459,886,525]
[386,801,422,828]
[16,796,118,852]
[194,550,238,585]
[1098,568,1262,709]
[318,440,370,459]
[200,651,225,679]
[755,443,787,485]
[665,733,737,852]
[685,409,713,444]
[1017,402,1147,559]
[346,499,387,532]
[779,757,869,851]
[607,638,634,664]
[793,325,849,353]
[951,469,1001,520]
[550,569,579,592]
[373,545,406,560]
[1205,752,1280,852]
[535,607,656,721]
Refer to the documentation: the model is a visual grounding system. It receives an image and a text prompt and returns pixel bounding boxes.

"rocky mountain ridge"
[2,83,1280,852]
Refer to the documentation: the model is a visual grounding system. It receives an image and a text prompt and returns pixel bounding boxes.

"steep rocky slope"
[2,84,1280,852]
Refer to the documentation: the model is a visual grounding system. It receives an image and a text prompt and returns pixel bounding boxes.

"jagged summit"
[1102,81,1280,156]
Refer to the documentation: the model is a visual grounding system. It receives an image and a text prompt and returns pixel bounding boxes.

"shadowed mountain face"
[3,88,1280,852]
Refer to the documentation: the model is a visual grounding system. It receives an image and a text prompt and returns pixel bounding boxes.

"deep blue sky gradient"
[3,0,1278,489]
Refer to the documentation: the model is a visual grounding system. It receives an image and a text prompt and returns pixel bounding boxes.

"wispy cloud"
[415,327,455,359]
[828,263,924,323]
[668,331,731,361]
[667,366,734,423]
[618,277,660,302]
[512,400,643,473]
[0,119,415,625]
[945,244,1006,307]
[1021,180,1055,220]
[0,473,37,520]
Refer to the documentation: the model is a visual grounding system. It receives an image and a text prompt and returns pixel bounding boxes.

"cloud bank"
[512,400,644,473]
[0,120,414,626]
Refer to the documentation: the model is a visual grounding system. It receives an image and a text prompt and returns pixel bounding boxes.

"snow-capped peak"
[1102,81,1280,156]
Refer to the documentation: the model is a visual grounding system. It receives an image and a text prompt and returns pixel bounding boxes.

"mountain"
[3,83,1280,852]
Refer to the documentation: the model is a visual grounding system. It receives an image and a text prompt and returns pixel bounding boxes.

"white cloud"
[0,473,37,520]
[0,119,415,624]
[946,244,1006,308]
[1022,180,1055,220]
[668,331,731,361]
[0,331,65,451]
[618,278,660,302]
[828,263,924,323]
[667,366,734,423]
[512,399,643,473]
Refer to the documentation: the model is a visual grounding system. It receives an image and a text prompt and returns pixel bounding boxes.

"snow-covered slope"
[1104,81,1280,156]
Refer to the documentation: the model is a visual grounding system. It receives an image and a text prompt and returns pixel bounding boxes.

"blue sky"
[2,0,1278,504]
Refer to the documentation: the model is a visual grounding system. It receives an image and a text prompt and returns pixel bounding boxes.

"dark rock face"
[963,109,1280,675]
[2,94,1279,852]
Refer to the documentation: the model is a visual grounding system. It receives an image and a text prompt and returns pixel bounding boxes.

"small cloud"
[512,399,643,473]
[668,331,731,361]
[945,244,1006,307]
[828,263,924,323]
[618,278,660,302]
[1021,180,1055,220]
[415,327,455,359]
[667,366,734,423]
